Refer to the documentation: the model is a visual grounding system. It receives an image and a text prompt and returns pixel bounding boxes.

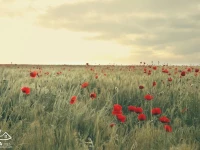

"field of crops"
[0,64,199,150]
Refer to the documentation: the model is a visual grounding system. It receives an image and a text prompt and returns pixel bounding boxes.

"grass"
[0,64,199,150]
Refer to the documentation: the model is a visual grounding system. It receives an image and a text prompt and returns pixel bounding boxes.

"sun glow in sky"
[0,0,200,65]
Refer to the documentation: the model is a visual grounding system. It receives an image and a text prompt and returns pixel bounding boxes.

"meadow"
[0,64,199,150]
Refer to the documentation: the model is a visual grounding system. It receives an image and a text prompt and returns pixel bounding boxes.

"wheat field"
[0,64,199,150]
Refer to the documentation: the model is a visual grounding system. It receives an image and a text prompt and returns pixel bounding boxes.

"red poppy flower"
[30,71,37,78]
[112,110,122,115]
[116,114,126,123]
[144,94,153,100]
[187,68,191,72]
[162,69,169,73]
[139,85,144,89]
[138,114,146,121]
[90,92,97,99]
[159,116,170,123]
[128,105,136,112]
[153,81,156,87]
[113,104,122,111]
[195,68,199,72]
[110,123,115,127]
[153,66,157,70]
[181,71,186,76]
[95,75,98,79]
[168,77,172,82]
[164,125,172,132]
[112,104,123,115]
[151,108,162,115]
[70,96,77,104]
[21,87,30,95]
[134,107,143,114]
[81,82,89,88]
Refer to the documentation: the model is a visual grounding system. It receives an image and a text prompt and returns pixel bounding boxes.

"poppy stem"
[86,87,90,103]
[112,92,118,104]
[86,87,90,95]
[150,100,153,123]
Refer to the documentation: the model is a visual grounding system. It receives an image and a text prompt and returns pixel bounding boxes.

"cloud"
[0,0,68,18]
[0,0,33,18]
[1,0,200,64]
[36,0,200,64]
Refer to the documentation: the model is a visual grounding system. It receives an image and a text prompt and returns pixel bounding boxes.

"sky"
[0,0,200,65]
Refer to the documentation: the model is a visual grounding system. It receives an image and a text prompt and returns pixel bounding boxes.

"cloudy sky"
[0,0,200,65]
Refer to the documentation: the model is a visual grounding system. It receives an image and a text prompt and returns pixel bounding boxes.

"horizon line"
[0,63,199,66]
